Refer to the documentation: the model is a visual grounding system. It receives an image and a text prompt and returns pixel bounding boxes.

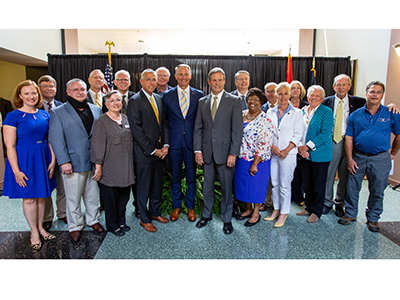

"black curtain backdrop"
[47,54,351,103]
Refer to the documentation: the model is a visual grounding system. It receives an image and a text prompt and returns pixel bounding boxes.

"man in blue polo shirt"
[338,81,400,232]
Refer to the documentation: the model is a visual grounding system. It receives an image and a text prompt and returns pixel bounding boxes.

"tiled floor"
[1,180,400,260]
[1,180,399,299]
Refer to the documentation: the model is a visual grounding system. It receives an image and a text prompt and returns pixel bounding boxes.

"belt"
[354,148,386,157]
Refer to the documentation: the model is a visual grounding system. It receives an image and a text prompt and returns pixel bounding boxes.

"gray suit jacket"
[49,102,102,173]
[193,91,243,165]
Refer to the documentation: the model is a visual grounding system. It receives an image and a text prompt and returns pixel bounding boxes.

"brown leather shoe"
[70,230,81,242]
[187,209,197,222]
[140,220,157,232]
[259,203,268,212]
[90,222,105,232]
[306,213,319,223]
[296,209,310,216]
[151,215,169,223]
[170,208,180,221]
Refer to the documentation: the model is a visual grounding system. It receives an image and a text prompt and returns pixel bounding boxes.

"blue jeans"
[344,151,391,222]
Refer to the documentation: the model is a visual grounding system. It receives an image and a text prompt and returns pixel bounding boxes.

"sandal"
[31,241,42,251]
[42,233,56,241]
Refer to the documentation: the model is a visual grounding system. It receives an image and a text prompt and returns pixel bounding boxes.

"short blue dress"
[3,109,56,199]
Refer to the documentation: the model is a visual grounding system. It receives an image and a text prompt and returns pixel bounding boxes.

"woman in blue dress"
[235,88,274,226]
[3,80,57,251]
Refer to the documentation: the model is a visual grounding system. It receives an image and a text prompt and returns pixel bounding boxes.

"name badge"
[377,118,389,122]
[125,124,130,128]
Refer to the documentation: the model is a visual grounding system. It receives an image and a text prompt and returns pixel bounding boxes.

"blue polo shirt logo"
[377,118,389,122]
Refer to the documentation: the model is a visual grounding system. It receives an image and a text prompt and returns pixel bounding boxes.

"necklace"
[245,111,260,121]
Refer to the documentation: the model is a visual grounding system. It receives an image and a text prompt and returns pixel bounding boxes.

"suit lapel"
[205,94,213,123]
[88,104,99,136]
[65,102,88,134]
[213,91,228,123]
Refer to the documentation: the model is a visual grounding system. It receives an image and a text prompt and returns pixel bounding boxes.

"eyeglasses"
[69,88,86,92]
[115,79,130,82]
[143,78,157,82]
[40,84,56,89]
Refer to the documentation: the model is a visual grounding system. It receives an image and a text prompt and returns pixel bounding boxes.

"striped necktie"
[121,95,127,114]
[95,93,101,107]
[211,96,218,120]
[150,96,159,125]
[333,99,343,143]
[48,102,53,111]
[181,91,188,118]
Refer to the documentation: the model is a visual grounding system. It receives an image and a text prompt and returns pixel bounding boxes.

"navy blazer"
[230,90,247,110]
[322,94,366,116]
[163,86,204,150]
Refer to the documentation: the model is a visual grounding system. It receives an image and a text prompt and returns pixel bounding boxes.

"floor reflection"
[0,231,107,259]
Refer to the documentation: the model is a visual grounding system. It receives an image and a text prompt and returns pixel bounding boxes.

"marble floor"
[1,180,399,298]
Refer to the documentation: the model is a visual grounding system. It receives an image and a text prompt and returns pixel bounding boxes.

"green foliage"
[161,165,222,217]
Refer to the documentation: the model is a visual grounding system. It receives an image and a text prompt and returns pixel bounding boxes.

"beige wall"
[386,29,400,185]
[0,60,26,101]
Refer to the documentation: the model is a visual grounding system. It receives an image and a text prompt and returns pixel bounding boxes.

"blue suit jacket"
[305,104,334,163]
[163,86,204,150]
[49,102,102,173]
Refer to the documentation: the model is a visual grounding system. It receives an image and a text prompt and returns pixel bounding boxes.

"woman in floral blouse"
[235,88,274,227]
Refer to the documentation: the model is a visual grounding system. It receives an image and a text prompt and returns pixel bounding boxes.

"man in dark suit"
[163,64,204,222]
[230,70,250,111]
[321,74,366,217]
[49,78,104,242]
[86,69,105,107]
[126,69,169,232]
[113,70,135,115]
[261,82,278,112]
[37,75,66,231]
[193,67,243,234]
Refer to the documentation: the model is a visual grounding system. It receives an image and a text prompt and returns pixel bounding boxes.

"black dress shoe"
[322,205,332,215]
[335,204,345,217]
[223,222,234,234]
[120,225,131,232]
[244,215,261,227]
[196,217,212,228]
[112,229,125,236]
[232,201,239,218]
[43,221,52,231]
[236,212,253,220]
[135,210,140,219]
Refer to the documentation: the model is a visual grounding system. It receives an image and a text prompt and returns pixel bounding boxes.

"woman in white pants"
[265,82,304,227]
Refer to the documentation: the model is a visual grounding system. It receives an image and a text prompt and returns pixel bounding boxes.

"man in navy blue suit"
[38,75,66,231]
[163,64,204,222]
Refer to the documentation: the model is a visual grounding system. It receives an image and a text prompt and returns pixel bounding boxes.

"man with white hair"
[155,67,172,95]
[86,69,105,108]
[113,70,135,115]
[49,78,104,242]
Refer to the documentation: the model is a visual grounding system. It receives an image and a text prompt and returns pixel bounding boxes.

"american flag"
[102,58,114,93]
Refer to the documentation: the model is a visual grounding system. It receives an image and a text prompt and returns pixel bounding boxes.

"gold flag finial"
[105,40,115,52]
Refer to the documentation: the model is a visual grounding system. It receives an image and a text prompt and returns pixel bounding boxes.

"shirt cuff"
[306,141,316,151]
[151,149,156,155]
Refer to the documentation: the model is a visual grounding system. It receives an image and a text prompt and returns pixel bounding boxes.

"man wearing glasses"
[113,70,135,114]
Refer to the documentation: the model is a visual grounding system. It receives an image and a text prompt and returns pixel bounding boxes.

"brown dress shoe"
[296,209,310,216]
[151,215,169,223]
[70,230,81,242]
[259,203,268,212]
[140,220,157,232]
[90,222,105,232]
[306,213,319,223]
[187,209,197,222]
[170,208,180,221]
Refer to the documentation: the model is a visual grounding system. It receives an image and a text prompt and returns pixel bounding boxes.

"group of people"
[3,63,400,251]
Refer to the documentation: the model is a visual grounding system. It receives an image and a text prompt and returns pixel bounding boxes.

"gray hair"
[208,67,226,80]
[276,82,291,94]
[141,69,157,80]
[115,70,131,80]
[89,69,104,78]
[333,74,351,86]
[103,90,120,104]
[155,67,170,76]
[66,78,87,91]
[234,70,250,81]
[307,85,326,99]
[175,64,191,74]
[264,82,277,91]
